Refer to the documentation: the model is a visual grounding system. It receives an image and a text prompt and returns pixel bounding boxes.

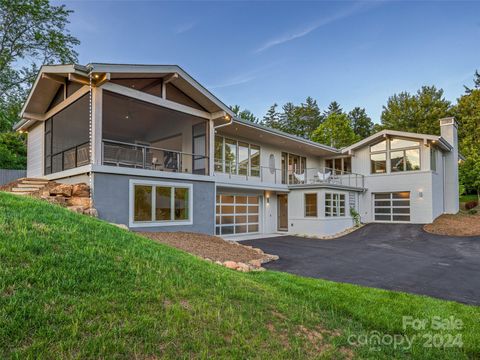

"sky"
[59,0,480,123]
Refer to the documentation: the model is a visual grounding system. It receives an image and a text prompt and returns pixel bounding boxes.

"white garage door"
[215,194,260,235]
[373,192,410,222]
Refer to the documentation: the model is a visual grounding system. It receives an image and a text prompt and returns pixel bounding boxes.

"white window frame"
[370,137,421,174]
[129,179,193,227]
[325,192,346,217]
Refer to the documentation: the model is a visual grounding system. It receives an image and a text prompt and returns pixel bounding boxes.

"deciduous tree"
[311,113,360,148]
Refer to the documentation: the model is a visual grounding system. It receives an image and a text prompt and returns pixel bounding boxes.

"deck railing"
[288,167,365,188]
[102,139,209,175]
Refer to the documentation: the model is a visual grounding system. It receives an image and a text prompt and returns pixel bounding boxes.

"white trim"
[92,164,215,183]
[102,82,212,119]
[91,87,103,165]
[44,165,92,180]
[128,179,193,228]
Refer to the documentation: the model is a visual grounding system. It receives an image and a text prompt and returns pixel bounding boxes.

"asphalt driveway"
[243,224,480,305]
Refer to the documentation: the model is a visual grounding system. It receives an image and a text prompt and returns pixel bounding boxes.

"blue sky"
[61,0,480,123]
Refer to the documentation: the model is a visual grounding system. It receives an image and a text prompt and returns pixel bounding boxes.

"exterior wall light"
[418,190,423,199]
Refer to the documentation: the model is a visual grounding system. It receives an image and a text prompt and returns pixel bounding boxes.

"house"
[14,63,459,238]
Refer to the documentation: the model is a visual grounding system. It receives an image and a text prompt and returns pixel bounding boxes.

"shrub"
[468,209,477,215]
[465,201,478,210]
[350,207,361,226]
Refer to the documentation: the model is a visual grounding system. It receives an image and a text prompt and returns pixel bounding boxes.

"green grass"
[0,192,479,359]
[460,194,478,203]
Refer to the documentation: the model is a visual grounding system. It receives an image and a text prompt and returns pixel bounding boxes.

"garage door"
[373,192,410,222]
[215,194,260,235]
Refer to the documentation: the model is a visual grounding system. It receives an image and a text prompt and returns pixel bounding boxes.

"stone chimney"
[439,117,459,214]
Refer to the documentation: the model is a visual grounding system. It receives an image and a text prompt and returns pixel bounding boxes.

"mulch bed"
[423,213,480,236]
[139,231,269,263]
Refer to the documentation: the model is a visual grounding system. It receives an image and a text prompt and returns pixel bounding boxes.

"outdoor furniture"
[317,171,331,182]
[293,172,305,184]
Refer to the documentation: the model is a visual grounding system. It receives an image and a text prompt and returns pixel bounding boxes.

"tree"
[348,107,374,139]
[323,101,343,117]
[0,0,79,168]
[454,88,480,196]
[0,132,27,169]
[380,86,451,135]
[262,103,281,129]
[230,105,259,123]
[464,70,480,94]
[311,113,360,148]
[274,97,323,139]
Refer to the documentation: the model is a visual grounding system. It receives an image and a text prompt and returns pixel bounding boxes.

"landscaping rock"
[67,197,92,208]
[112,223,129,230]
[223,261,238,270]
[72,183,90,197]
[83,208,98,217]
[248,259,262,268]
[50,184,73,197]
[67,206,84,213]
[236,262,250,272]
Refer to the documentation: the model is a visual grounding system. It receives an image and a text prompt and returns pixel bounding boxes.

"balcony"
[213,160,364,189]
[288,167,365,189]
[102,140,209,175]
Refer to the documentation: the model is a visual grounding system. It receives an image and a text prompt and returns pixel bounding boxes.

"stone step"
[16,183,45,188]
[11,187,39,192]
[21,180,49,185]
[9,191,31,196]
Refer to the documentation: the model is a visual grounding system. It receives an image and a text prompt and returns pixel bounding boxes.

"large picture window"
[370,138,421,174]
[131,181,192,226]
[214,135,261,177]
[325,193,346,217]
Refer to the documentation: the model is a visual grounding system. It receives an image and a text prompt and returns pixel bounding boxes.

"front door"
[277,194,288,231]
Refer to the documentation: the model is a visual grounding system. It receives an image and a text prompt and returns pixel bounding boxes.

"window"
[282,152,306,184]
[214,135,261,177]
[325,193,346,217]
[370,138,420,174]
[304,193,317,217]
[430,147,437,171]
[325,157,351,174]
[131,182,192,226]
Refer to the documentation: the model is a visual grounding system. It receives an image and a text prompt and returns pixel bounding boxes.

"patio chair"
[317,171,331,183]
[293,172,305,184]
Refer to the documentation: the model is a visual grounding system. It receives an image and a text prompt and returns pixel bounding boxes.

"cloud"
[209,74,257,89]
[175,22,196,34]
[254,2,372,53]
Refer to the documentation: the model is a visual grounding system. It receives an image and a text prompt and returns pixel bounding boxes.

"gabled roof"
[341,129,453,153]
[16,63,235,130]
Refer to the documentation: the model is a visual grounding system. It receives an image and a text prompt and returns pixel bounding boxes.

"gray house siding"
[92,173,215,234]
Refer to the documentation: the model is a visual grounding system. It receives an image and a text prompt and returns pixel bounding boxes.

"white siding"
[26,122,44,178]
[288,188,356,236]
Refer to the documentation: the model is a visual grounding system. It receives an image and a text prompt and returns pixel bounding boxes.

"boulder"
[248,259,262,268]
[67,206,84,213]
[67,197,92,208]
[83,208,98,217]
[223,261,238,270]
[236,262,250,272]
[50,184,73,197]
[72,183,90,197]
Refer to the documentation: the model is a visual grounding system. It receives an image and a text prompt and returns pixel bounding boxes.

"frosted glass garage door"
[215,194,260,235]
[374,192,410,222]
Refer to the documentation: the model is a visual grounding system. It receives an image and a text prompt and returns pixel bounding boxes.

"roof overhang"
[218,117,340,157]
[15,63,235,131]
[341,129,453,153]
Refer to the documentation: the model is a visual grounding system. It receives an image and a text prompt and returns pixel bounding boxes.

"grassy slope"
[0,193,478,359]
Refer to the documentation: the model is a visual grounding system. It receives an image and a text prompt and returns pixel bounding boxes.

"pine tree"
[348,107,374,139]
[262,103,281,129]
[323,101,343,117]
[464,70,480,94]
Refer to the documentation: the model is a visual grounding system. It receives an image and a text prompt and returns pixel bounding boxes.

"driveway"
[243,224,480,305]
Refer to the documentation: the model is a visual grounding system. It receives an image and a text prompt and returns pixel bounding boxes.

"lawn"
[460,194,478,203]
[0,192,479,359]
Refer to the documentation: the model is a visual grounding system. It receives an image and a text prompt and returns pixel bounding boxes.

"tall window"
[370,140,387,174]
[370,138,421,174]
[132,182,191,225]
[325,193,346,217]
[304,193,318,217]
[430,147,437,172]
[214,135,261,177]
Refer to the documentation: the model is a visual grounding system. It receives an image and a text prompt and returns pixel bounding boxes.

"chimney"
[439,117,459,214]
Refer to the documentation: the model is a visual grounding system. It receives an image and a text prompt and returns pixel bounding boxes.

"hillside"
[0,192,479,359]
